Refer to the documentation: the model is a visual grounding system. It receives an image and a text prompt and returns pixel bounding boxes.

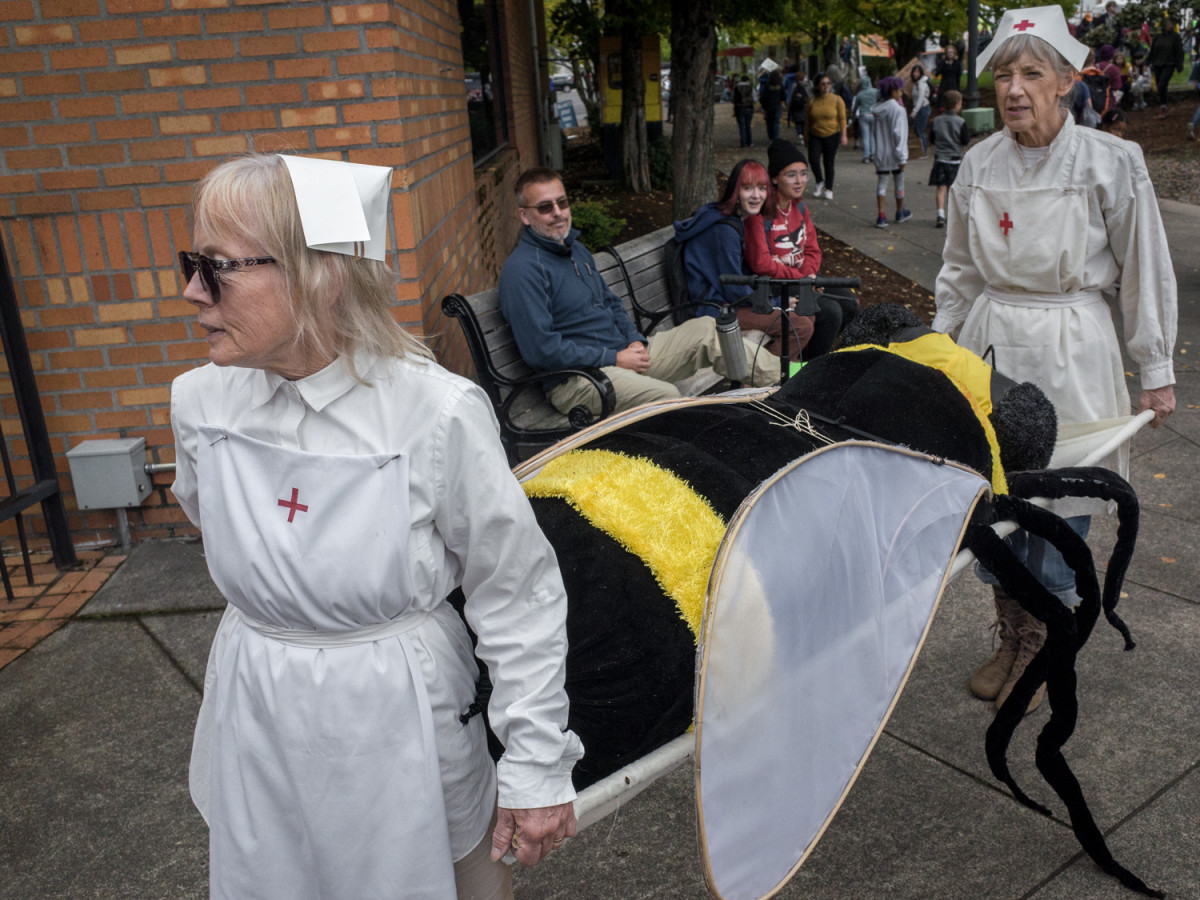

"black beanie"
[767,139,808,178]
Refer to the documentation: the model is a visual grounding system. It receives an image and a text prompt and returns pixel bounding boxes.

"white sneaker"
[814,181,824,196]
[822,189,834,200]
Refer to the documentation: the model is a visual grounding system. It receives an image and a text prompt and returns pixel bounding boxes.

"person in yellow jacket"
[803,73,848,200]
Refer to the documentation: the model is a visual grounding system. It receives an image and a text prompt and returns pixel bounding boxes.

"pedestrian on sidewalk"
[870,76,911,227]
[852,76,878,162]
[934,44,963,108]
[733,74,755,148]
[933,5,1178,715]
[761,70,785,142]
[929,89,970,227]
[173,152,582,899]
[787,73,809,140]
[1147,16,1184,117]
[909,64,933,157]
[804,73,848,200]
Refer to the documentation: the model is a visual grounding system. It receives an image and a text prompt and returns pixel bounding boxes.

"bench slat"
[443,224,707,464]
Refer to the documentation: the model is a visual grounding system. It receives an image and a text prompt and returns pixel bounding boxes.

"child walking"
[870,75,910,227]
[929,90,971,228]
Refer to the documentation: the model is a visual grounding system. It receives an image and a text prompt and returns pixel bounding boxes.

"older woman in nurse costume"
[171,153,582,899]
[933,6,1178,715]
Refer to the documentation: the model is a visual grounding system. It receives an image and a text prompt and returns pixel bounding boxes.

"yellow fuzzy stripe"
[522,449,725,639]
[838,340,1009,495]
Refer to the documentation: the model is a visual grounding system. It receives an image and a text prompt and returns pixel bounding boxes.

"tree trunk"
[669,0,716,219]
[571,58,600,132]
[892,33,924,66]
[619,15,650,192]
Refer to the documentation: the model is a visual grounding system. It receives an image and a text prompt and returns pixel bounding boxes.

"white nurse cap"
[976,5,1090,73]
[279,155,392,261]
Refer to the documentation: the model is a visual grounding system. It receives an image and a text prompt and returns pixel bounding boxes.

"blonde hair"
[189,153,432,381]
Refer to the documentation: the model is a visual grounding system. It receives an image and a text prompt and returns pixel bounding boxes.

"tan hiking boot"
[995,612,1047,713]
[969,587,1023,700]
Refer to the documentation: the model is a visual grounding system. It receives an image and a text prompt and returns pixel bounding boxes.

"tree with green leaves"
[547,0,603,131]
[668,0,792,218]
[1078,0,1190,55]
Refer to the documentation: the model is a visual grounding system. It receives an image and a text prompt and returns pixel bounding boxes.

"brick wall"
[0,0,546,551]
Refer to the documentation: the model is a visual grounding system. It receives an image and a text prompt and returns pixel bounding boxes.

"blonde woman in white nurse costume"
[933,6,1178,715]
[171,153,582,900]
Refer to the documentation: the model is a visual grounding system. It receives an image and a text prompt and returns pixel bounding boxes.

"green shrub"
[571,199,626,250]
[648,136,673,191]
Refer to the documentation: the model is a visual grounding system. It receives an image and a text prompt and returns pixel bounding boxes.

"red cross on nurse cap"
[279,156,392,261]
[976,5,1090,73]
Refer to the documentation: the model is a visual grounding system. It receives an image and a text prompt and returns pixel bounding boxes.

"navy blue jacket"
[499,226,644,383]
[672,203,753,316]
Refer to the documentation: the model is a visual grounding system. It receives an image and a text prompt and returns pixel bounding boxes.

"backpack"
[666,215,745,325]
[733,81,754,110]
[788,82,809,123]
[761,83,784,111]
[1080,67,1110,117]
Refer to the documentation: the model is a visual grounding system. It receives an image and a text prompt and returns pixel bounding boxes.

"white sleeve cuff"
[496,732,584,810]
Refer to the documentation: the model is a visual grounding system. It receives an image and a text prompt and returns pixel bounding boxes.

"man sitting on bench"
[499,167,780,416]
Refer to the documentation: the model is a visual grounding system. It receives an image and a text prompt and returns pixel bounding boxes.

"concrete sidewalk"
[1,107,1198,898]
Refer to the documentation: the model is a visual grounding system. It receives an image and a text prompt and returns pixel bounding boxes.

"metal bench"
[442,225,724,465]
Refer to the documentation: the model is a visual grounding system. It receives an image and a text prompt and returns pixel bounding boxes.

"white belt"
[984,285,1104,309]
[236,606,431,649]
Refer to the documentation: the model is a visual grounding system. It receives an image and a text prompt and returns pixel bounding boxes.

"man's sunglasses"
[178,251,276,303]
[521,196,571,216]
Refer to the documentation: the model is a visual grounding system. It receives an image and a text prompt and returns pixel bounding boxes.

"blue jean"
[735,108,753,146]
[858,113,874,159]
[764,108,781,142]
[1192,102,1200,128]
[913,105,932,155]
[976,515,1091,607]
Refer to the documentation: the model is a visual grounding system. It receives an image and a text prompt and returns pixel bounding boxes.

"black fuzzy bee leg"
[1007,467,1141,649]
[967,496,1163,898]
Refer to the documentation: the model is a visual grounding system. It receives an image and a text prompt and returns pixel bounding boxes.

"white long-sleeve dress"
[933,114,1177,492]
[171,353,582,899]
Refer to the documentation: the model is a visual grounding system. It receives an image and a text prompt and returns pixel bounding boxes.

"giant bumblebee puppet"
[457,304,1159,898]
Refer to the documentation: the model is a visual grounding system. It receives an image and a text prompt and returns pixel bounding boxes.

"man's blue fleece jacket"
[499,225,645,381]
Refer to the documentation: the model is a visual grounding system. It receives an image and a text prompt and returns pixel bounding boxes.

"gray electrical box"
[66,437,152,509]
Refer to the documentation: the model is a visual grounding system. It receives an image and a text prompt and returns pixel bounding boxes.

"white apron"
[956,184,1130,514]
[191,425,489,900]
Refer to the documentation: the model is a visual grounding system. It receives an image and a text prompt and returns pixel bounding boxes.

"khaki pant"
[549,317,780,416]
[454,807,513,900]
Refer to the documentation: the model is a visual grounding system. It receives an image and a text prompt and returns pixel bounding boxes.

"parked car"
[465,72,483,104]
[550,70,574,92]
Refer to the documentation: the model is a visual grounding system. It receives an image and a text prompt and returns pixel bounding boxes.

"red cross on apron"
[999,212,1014,236]
[1013,19,1035,31]
[277,487,309,522]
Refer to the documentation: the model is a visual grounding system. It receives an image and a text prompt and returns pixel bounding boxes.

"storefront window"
[459,0,508,161]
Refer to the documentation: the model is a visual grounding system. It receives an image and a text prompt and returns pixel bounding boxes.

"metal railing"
[0,238,76,595]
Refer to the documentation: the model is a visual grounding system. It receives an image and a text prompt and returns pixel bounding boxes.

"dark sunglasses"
[178,251,276,303]
[521,196,571,216]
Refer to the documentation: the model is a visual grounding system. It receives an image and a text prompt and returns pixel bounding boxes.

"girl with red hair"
[673,158,814,361]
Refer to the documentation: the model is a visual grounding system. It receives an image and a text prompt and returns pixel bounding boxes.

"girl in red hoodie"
[743,139,858,359]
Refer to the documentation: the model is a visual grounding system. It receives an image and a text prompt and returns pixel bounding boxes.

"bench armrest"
[498,366,617,429]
